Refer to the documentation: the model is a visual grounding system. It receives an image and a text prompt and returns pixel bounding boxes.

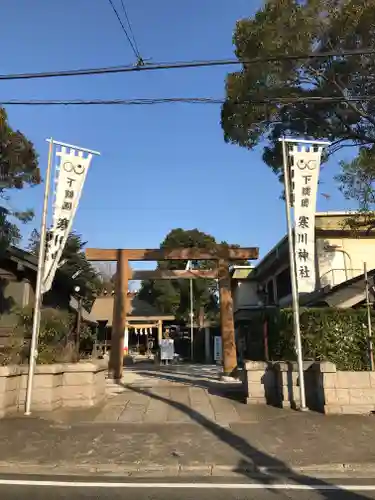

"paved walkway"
[98,363,246,426]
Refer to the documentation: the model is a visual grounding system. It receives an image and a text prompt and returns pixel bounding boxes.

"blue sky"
[3,0,355,270]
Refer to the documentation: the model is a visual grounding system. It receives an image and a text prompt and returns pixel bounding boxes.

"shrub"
[13,306,78,364]
[265,308,375,371]
[0,305,98,366]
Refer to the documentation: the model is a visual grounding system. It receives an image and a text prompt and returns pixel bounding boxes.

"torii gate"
[85,246,259,379]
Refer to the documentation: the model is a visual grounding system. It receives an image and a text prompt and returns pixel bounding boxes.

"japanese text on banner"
[291,145,324,294]
[42,147,93,293]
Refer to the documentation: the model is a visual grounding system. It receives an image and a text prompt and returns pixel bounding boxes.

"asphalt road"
[1,476,375,500]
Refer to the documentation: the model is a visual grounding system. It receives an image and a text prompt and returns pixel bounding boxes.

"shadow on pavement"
[121,382,369,499]
[126,366,245,401]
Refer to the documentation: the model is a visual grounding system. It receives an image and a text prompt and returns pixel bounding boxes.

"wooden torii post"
[85,246,259,380]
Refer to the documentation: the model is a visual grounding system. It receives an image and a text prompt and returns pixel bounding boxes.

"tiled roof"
[90,294,173,326]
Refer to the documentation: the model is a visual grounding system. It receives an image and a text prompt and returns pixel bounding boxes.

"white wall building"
[232,211,375,317]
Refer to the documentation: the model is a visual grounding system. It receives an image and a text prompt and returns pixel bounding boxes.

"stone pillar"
[218,258,237,376]
[109,249,129,380]
[274,361,315,410]
[244,361,272,405]
[204,326,211,364]
[157,319,163,345]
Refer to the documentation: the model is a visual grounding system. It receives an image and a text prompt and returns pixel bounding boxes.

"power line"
[0,47,373,82]
[107,0,139,61]
[1,95,374,106]
[120,0,141,59]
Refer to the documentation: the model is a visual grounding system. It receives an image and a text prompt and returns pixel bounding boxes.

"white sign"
[214,336,222,363]
[160,338,174,360]
[42,145,94,294]
[290,144,325,293]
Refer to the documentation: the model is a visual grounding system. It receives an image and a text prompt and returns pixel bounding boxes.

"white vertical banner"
[289,143,325,293]
[42,142,99,294]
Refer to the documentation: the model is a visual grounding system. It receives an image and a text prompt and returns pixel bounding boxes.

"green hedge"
[265,308,375,371]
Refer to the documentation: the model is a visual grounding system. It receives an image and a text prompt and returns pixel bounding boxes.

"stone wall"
[244,360,375,415]
[0,360,107,418]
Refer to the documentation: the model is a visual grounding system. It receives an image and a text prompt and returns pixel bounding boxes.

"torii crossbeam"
[86,246,259,379]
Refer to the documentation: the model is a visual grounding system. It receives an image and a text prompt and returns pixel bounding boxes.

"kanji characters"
[65,189,74,199]
[299,265,310,278]
[298,215,309,228]
[302,175,312,185]
[62,201,72,211]
[298,248,309,261]
[56,217,69,230]
[297,232,307,244]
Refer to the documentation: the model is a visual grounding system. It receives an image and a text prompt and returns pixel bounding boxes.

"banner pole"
[281,139,307,411]
[25,138,54,415]
[364,262,374,371]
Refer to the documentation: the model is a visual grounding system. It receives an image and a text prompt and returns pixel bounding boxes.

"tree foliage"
[138,228,248,323]
[221,0,375,183]
[28,229,101,309]
[0,108,40,254]
[334,148,375,233]
[336,149,375,210]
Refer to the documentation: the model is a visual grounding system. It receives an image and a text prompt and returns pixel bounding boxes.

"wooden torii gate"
[85,246,259,379]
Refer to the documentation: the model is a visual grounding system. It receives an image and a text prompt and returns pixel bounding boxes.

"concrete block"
[244,360,268,371]
[27,390,61,411]
[245,371,264,383]
[318,361,337,373]
[324,388,350,405]
[62,384,95,402]
[247,385,265,398]
[33,373,62,389]
[369,373,375,387]
[18,374,28,390]
[336,372,371,389]
[324,388,338,405]
[324,404,342,414]
[322,372,338,388]
[246,396,267,405]
[349,389,375,405]
[281,400,293,409]
[335,388,351,404]
[339,404,373,415]
[63,371,94,386]
[0,375,19,393]
[0,389,17,412]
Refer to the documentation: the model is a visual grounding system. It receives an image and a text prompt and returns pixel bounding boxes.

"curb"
[0,461,374,478]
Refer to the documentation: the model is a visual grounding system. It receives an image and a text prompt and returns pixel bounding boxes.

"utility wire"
[0,95,374,106]
[0,47,373,82]
[120,0,141,60]
[107,0,140,61]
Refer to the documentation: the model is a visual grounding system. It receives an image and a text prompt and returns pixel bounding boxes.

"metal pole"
[190,277,194,361]
[281,139,307,411]
[364,262,374,371]
[25,138,54,415]
[76,296,83,358]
